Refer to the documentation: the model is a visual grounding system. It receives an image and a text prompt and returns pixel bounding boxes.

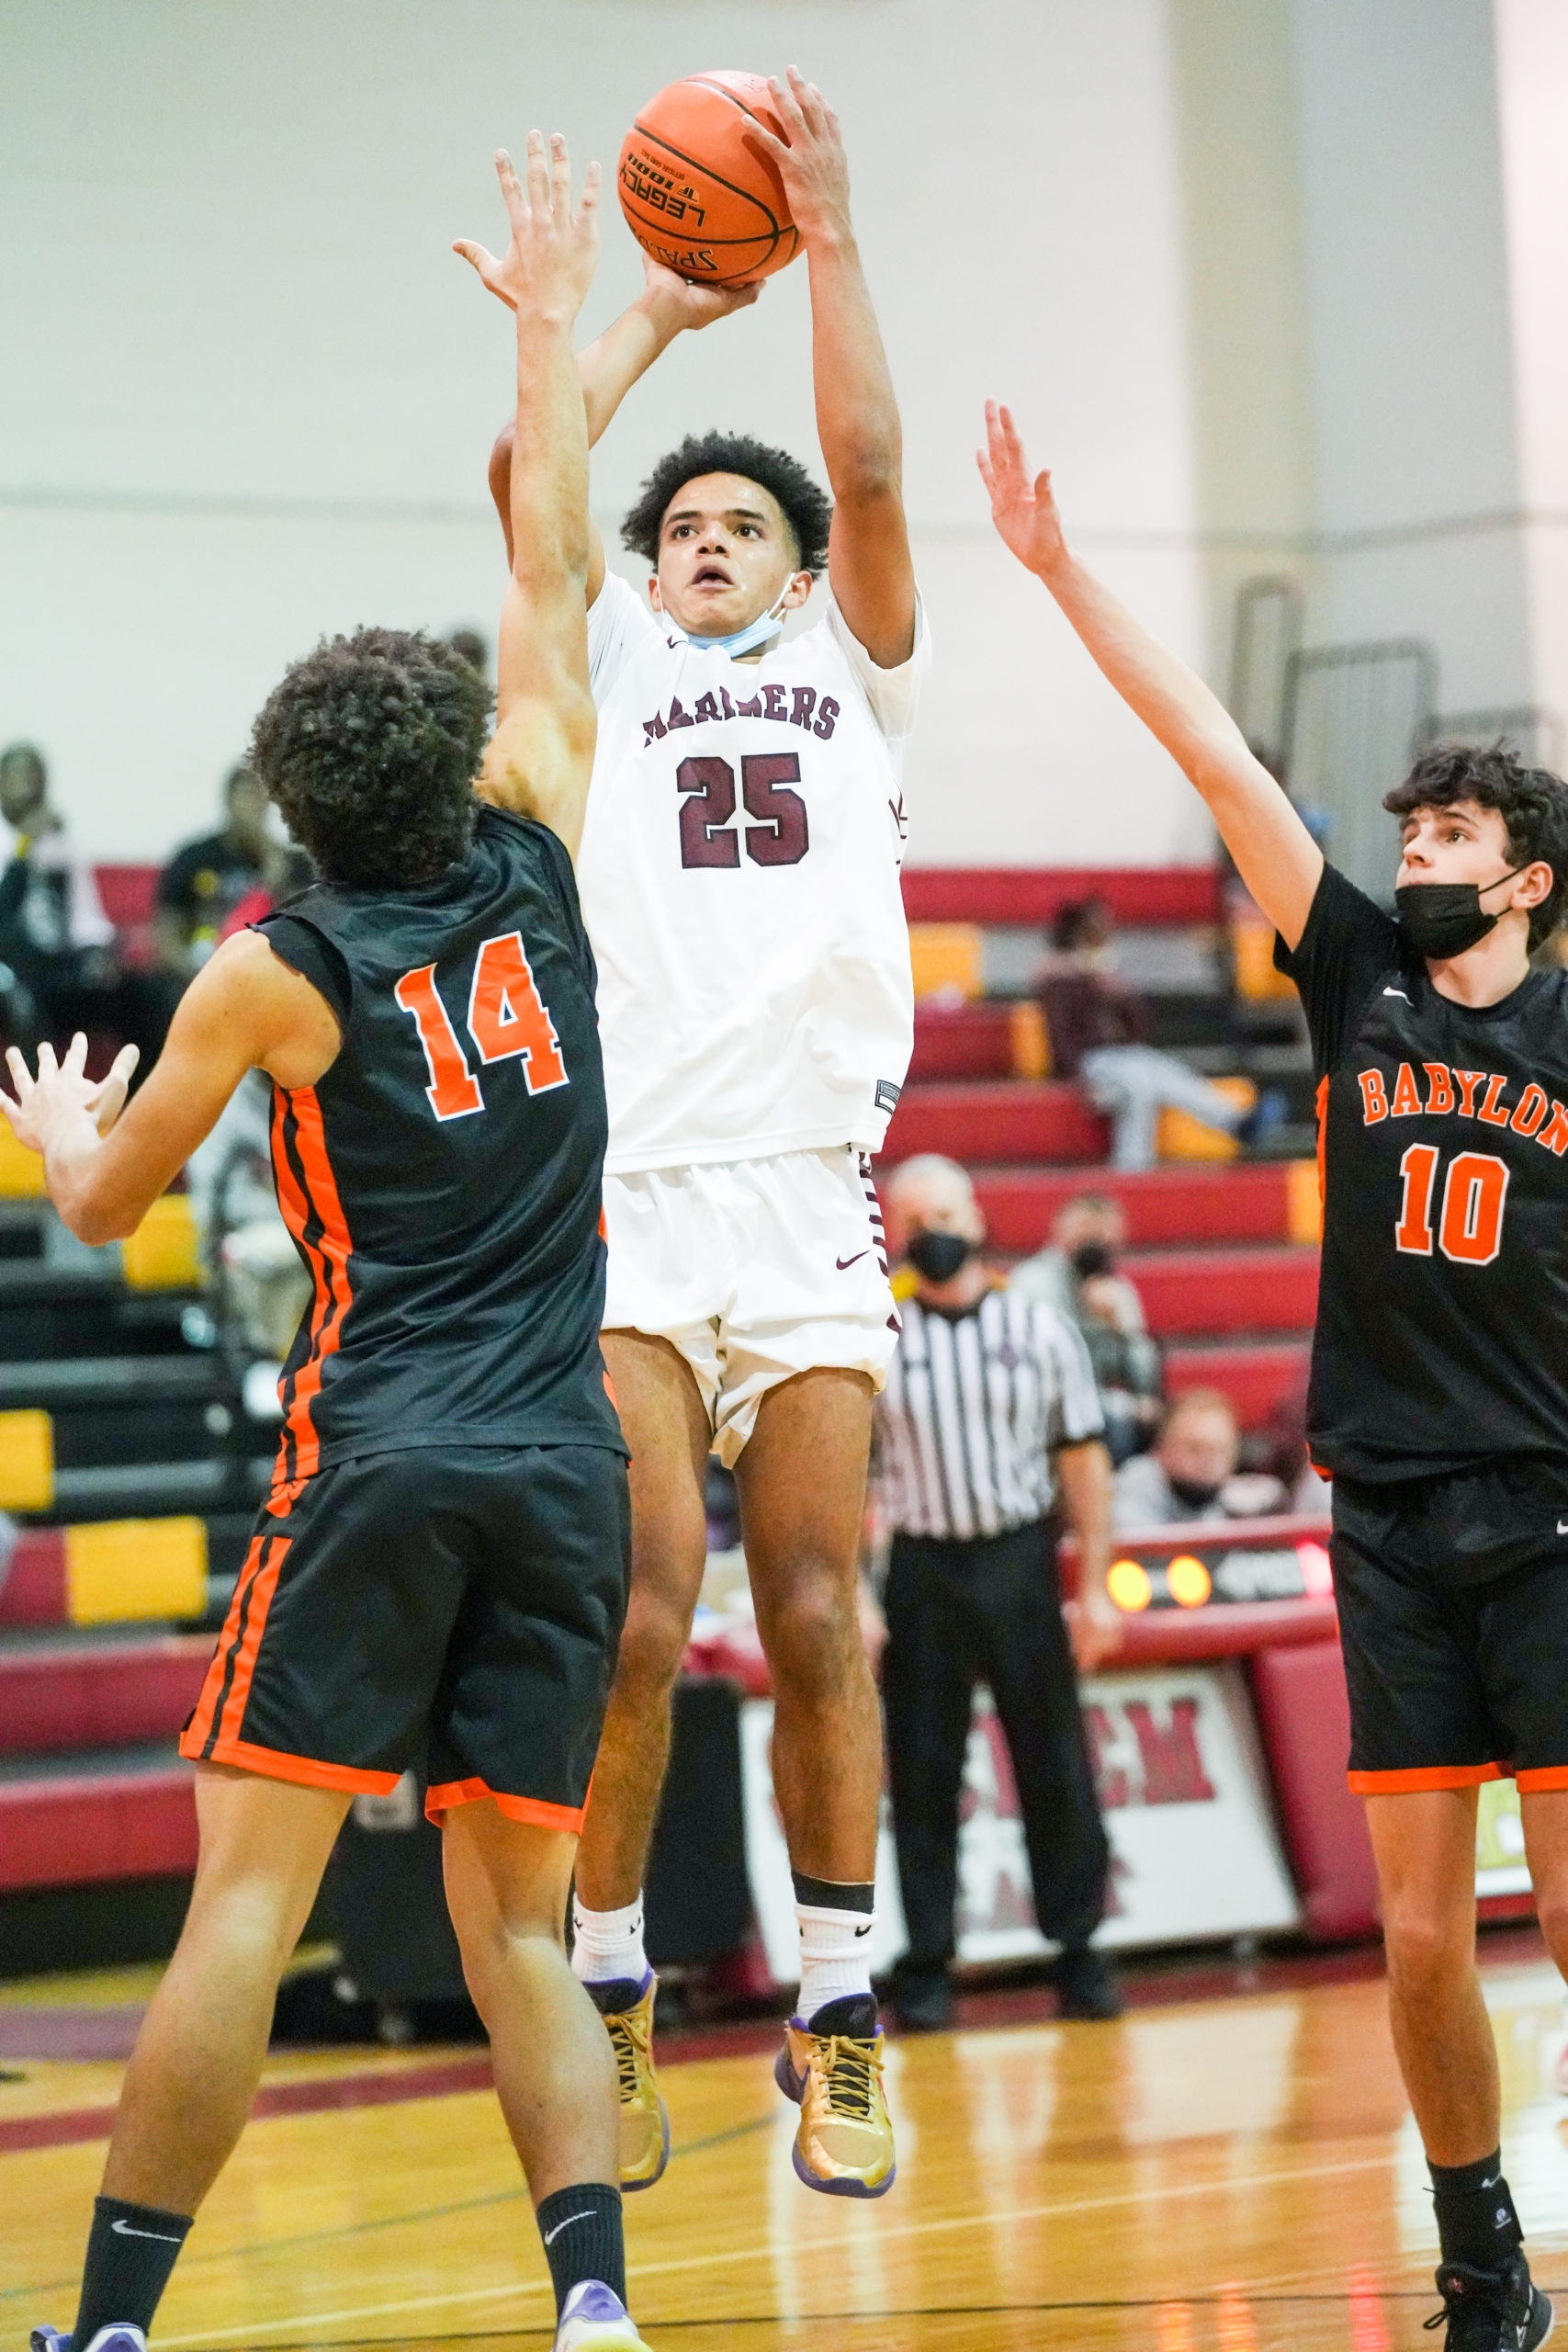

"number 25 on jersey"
[395,931,568,1123]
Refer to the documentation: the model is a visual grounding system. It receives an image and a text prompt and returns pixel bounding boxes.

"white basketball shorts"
[600,1148,899,1466]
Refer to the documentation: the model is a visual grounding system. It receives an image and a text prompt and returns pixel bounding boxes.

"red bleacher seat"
[0,1638,211,1755]
[973,1164,1302,1254]
[0,1767,197,1893]
[885,1080,1111,1166]
[1164,1340,1310,1427]
[908,1004,1016,1084]
[1123,1246,1318,1339]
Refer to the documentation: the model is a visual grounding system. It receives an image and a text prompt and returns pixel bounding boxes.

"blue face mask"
[668,594,790,660]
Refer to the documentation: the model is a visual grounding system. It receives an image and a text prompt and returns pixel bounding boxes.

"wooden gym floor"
[6,1937,1568,2349]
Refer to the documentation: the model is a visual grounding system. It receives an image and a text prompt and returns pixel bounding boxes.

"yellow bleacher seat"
[1009,1000,1051,1080]
[1230,912,1298,1004]
[0,1123,47,1198]
[1286,1156,1324,1246]
[908,923,984,1003]
[121,1192,202,1291]
[1156,1075,1257,1163]
[0,1408,53,1510]
[65,1516,209,1625]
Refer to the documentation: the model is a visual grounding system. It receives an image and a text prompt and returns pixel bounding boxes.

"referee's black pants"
[882,1517,1111,1975]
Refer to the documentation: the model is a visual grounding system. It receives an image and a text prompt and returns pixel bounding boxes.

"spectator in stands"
[875,1153,1122,2031]
[0,741,175,1072]
[1010,1193,1164,1463]
[1113,1389,1287,1527]
[1038,899,1284,1170]
[154,764,271,978]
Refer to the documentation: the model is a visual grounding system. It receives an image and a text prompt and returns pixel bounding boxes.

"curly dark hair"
[249,628,491,889]
[621,431,832,574]
[1384,740,1568,950]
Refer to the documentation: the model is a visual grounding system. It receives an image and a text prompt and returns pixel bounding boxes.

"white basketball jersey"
[580,571,928,1177]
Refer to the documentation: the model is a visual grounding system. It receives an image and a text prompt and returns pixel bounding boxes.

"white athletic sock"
[570,1893,648,1987]
[796,1901,874,2019]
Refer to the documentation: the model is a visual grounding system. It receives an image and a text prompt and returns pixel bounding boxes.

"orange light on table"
[1167,1555,1213,1608]
[1108,1557,1153,1612]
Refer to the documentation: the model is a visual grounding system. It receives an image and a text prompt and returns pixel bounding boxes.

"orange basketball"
[618,71,800,287]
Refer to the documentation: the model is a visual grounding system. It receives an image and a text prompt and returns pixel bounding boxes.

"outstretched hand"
[0,1034,140,1159]
[978,400,1068,582]
[454,131,600,320]
[742,66,852,245]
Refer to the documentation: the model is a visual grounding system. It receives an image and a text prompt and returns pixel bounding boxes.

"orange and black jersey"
[257,804,623,1487]
[1275,862,1568,1485]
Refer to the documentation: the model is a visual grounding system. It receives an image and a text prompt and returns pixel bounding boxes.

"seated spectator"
[0,741,174,1073]
[1011,1194,1163,1464]
[154,763,271,977]
[1038,899,1284,1170]
[1112,1389,1287,1527]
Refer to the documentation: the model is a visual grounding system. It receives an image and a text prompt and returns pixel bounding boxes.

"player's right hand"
[454,131,599,323]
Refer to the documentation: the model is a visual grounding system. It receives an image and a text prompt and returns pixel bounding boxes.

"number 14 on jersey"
[395,931,568,1122]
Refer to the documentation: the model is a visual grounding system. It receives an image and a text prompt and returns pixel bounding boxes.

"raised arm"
[979,401,1323,949]
[486,260,761,587]
[456,136,600,860]
[744,68,915,669]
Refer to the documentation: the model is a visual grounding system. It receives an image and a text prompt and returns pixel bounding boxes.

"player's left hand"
[1066,1586,1122,1676]
[0,1034,140,1157]
[638,254,763,332]
[454,131,600,322]
[743,67,852,246]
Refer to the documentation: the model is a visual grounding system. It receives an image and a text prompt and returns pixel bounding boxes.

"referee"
[876,1154,1122,2030]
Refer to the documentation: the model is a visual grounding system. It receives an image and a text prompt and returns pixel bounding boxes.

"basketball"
[618,70,801,287]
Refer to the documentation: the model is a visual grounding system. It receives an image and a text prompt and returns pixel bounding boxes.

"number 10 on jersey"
[395,931,568,1122]
[1395,1145,1509,1265]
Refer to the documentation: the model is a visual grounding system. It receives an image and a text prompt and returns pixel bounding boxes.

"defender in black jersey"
[6,142,660,2352]
[980,399,1567,2352]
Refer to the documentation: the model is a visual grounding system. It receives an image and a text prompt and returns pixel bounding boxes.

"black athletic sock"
[536,2181,625,2317]
[1429,2151,1523,2273]
[790,1871,874,1915]
[73,2195,192,2348]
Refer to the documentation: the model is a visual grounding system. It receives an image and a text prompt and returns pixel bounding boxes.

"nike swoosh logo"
[836,1251,870,1271]
[854,1921,873,1936]
[1557,1524,1568,1537]
[112,2218,185,2243]
[1383,988,1412,1001]
[542,2211,593,2246]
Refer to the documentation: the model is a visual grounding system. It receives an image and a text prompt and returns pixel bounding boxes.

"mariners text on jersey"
[579,571,931,1177]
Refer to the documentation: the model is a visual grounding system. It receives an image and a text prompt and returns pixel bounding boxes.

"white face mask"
[668,592,790,659]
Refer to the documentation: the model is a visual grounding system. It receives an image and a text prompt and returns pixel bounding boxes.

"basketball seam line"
[623,120,784,239]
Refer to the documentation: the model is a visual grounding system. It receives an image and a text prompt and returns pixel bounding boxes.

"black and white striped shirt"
[876,1284,1105,1541]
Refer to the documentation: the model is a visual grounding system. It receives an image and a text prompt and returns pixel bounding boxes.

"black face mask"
[907,1228,976,1284]
[1168,1474,1224,1512]
[1395,869,1527,961]
[1070,1242,1115,1281]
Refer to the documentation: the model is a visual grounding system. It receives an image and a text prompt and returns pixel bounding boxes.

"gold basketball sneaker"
[773,1993,896,2198]
[586,1973,670,2191]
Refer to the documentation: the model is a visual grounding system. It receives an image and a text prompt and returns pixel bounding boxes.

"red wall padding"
[1248,1639,1381,1942]
[902,867,1223,927]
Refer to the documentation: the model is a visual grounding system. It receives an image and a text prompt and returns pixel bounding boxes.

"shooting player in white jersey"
[489,67,925,2200]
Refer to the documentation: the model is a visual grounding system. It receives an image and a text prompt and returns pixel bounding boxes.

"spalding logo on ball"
[618,71,801,287]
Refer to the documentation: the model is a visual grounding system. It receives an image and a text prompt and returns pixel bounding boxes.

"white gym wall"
[3,1,1557,869]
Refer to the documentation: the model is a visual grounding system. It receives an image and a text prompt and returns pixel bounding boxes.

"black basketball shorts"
[1333,1460,1568,1796]
[180,1442,631,1830]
